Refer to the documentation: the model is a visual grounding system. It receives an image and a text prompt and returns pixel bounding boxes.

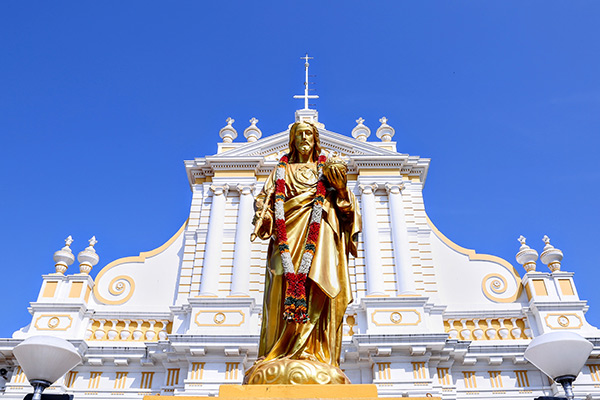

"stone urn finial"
[351,117,371,142]
[78,236,99,274]
[516,235,538,273]
[53,236,75,274]
[376,117,395,142]
[243,117,262,142]
[540,235,563,272]
[219,117,238,143]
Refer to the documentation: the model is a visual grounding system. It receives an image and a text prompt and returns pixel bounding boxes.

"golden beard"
[297,143,312,155]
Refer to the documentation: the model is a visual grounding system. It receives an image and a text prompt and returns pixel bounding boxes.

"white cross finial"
[380,116,388,125]
[518,235,526,245]
[356,117,365,125]
[64,235,73,247]
[249,117,258,125]
[293,53,319,110]
[301,53,312,65]
[226,117,234,125]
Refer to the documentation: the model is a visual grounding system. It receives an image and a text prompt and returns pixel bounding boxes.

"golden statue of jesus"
[245,121,361,385]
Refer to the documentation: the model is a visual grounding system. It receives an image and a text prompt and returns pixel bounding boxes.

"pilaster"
[230,183,255,297]
[385,182,417,295]
[358,183,386,296]
[199,184,229,297]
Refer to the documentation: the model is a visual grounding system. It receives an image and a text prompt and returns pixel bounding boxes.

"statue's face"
[293,124,315,157]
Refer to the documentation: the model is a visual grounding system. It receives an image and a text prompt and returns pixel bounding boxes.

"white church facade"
[1,103,600,399]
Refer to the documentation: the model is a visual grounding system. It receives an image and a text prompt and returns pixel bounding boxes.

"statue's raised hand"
[323,157,348,193]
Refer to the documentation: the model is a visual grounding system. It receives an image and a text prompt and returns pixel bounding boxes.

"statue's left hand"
[324,161,348,193]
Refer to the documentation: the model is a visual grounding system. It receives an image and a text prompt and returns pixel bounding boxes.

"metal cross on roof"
[293,53,319,110]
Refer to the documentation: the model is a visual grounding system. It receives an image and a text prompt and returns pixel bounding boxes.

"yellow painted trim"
[84,285,91,302]
[532,279,548,296]
[65,371,78,388]
[486,273,508,294]
[218,146,236,153]
[426,214,523,303]
[42,281,58,298]
[194,310,245,327]
[480,273,518,303]
[108,275,135,295]
[69,281,83,298]
[93,220,187,305]
[545,313,583,330]
[101,275,137,305]
[34,314,73,331]
[213,170,255,178]
[558,279,575,296]
[370,309,421,326]
[358,169,401,176]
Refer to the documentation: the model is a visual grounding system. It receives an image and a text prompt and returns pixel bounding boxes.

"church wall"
[428,227,526,308]
[178,183,208,300]
[86,225,185,313]
[407,184,439,296]
[5,124,600,400]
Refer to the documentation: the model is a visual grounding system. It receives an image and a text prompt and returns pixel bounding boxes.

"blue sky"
[1,2,599,338]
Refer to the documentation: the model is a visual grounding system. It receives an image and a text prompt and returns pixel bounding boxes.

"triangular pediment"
[185,127,430,185]
[215,128,401,160]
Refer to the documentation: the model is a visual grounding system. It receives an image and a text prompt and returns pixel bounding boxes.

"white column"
[230,184,255,296]
[199,184,229,296]
[359,183,386,296]
[385,183,417,294]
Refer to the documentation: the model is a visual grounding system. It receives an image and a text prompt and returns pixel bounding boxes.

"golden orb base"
[244,358,350,385]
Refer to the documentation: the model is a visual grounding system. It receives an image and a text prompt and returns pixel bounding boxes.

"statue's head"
[288,121,321,163]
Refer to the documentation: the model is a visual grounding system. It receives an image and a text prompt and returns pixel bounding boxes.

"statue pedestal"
[219,385,440,399]
[220,384,376,398]
[143,384,440,400]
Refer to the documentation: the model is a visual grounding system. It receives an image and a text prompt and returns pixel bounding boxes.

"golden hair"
[288,121,321,163]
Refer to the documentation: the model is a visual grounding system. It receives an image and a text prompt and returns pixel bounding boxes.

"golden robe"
[248,161,361,382]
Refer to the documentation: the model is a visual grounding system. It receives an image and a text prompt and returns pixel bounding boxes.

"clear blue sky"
[1,2,599,338]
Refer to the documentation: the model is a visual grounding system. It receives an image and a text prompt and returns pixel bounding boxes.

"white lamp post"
[524,331,593,400]
[13,336,82,400]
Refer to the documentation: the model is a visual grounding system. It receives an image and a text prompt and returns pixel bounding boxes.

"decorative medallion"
[558,315,569,327]
[214,312,226,325]
[390,312,403,324]
[47,317,60,329]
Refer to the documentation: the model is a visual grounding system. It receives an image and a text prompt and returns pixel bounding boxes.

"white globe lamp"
[525,331,593,400]
[13,336,82,400]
